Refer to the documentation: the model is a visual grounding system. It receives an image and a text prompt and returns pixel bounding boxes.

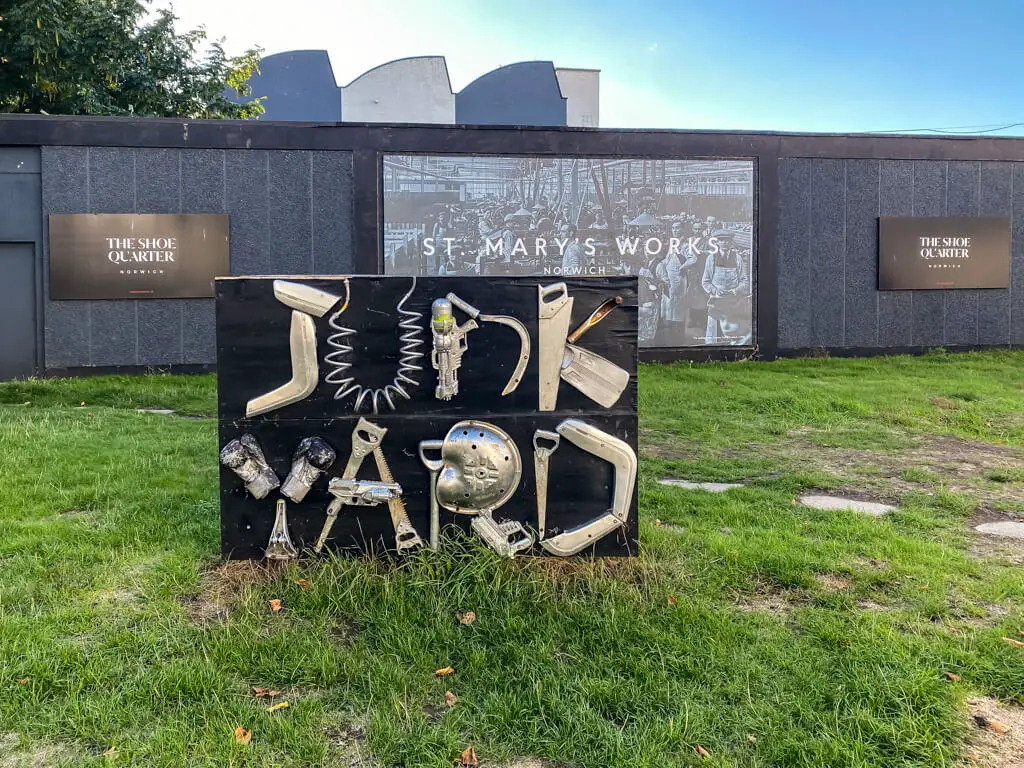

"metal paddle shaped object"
[560,296,630,409]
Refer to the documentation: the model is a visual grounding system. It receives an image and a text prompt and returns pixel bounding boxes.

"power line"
[863,122,1024,135]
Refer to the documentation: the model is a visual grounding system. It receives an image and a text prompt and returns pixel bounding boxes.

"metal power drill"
[430,297,477,400]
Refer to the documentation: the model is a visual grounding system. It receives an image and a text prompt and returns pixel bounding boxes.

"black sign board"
[383,154,756,349]
[48,213,230,300]
[878,216,1010,290]
[216,275,639,560]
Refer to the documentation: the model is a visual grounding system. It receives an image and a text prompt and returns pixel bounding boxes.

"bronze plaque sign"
[48,213,230,300]
[878,216,1010,290]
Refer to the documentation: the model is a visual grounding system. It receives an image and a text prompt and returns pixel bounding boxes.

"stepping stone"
[798,495,894,517]
[975,521,1024,539]
[658,479,745,493]
[136,408,176,415]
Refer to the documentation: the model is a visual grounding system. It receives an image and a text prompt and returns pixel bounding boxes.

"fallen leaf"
[102,746,118,758]
[294,579,312,590]
[445,691,458,707]
[457,746,479,767]
[269,599,282,613]
[667,595,677,606]
[966,752,979,761]
[919,584,929,591]
[696,745,711,758]
[747,735,757,744]
[266,701,290,713]
[234,727,252,745]
[1002,637,1024,648]
[943,672,961,682]
[16,677,28,685]
[457,611,476,626]
[434,666,454,677]
[949,627,960,634]
[655,519,663,527]
[989,720,1011,735]
[252,687,281,698]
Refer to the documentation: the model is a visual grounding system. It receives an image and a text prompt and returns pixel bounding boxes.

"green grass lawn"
[2,350,1023,767]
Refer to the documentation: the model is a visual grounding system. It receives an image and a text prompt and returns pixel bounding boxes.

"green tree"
[0,0,264,118]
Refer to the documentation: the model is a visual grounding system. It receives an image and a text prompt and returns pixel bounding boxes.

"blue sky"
[166,0,1024,134]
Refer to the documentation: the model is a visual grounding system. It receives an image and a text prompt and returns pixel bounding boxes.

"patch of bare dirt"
[325,722,377,767]
[673,431,1024,511]
[0,733,76,768]
[328,619,360,644]
[638,427,700,460]
[733,594,794,615]
[87,558,158,608]
[422,702,447,726]
[801,435,1024,505]
[181,560,280,625]
[731,583,809,617]
[90,588,141,606]
[816,573,851,592]
[962,697,1024,768]
[969,509,1024,566]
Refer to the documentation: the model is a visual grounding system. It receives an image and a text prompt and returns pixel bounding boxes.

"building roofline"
[341,55,454,95]
[259,49,339,87]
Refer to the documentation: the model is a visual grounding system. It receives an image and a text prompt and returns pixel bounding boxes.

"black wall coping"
[4,114,1024,161]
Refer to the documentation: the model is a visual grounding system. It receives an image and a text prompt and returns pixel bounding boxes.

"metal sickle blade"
[444,293,530,397]
[479,313,531,395]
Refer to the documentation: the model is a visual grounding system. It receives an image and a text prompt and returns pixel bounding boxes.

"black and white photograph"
[383,154,755,348]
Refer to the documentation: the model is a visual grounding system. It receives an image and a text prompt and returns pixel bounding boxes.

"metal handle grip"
[418,440,444,471]
[567,296,622,344]
[539,282,568,305]
[446,292,481,320]
[533,430,560,454]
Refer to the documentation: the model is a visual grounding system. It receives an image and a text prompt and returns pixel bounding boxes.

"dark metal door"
[0,243,37,379]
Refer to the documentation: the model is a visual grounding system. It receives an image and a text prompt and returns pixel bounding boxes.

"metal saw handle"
[533,430,560,455]
[446,292,481,320]
[567,296,623,344]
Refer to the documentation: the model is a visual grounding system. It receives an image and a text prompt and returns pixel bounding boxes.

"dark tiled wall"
[777,159,1022,350]
[41,147,354,368]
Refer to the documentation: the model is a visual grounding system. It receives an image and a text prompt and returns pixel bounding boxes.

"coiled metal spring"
[324,277,424,414]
